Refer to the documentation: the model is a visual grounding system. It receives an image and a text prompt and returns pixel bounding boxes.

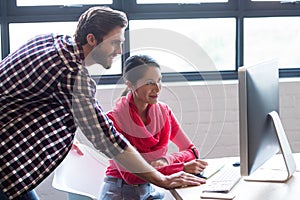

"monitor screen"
[238,59,296,182]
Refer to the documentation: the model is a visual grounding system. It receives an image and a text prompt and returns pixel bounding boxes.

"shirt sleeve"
[116,162,185,185]
[61,69,129,158]
[163,107,198,164]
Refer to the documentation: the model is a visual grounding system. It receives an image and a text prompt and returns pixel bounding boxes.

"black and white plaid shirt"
[0,34,128,199]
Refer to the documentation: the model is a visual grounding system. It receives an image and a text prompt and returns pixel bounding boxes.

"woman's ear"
[125,80,135,91]
[86,33,97,47]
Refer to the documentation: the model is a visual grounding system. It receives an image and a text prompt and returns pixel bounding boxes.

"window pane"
[9,22,120,75]
[17,0,112,7]
[0,25,2,60]
[244,17,300,69]
[137,0,227,4]
[9,22,77,52]
[251,0,297,2]
[129,18,235,73]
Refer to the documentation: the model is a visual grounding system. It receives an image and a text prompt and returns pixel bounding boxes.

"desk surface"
[171,153,300,200]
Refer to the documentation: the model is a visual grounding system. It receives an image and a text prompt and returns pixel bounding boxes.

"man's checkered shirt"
[0,34,128,199]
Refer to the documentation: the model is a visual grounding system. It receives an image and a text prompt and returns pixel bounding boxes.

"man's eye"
[112,41,122,46]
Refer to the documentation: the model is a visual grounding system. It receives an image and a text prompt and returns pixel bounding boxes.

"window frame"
[1,0,300,84]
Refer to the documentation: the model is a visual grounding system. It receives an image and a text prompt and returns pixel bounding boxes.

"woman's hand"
[183,159,208,174]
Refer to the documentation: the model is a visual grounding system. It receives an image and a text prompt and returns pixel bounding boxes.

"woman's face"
[132,66,162,105]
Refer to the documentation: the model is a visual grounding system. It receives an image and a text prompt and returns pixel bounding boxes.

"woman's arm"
[164,108,198,163]
[162,109,208,174]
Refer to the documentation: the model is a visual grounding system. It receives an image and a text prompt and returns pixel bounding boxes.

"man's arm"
[113,144,206,189]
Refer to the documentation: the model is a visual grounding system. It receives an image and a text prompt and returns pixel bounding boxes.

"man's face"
[88,26,125,69]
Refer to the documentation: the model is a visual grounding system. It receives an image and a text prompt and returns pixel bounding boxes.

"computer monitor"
[238,59,296,182]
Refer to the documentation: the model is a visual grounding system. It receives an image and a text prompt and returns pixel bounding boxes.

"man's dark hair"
[74,6,128,45]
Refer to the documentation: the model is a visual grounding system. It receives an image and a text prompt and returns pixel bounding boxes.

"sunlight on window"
[244,17,300,69]
[17,0,112,6]
[9,22,120,75]
[137,0,227,3]
[130,18,235,72]
[9,22,77,52]
[0,25,2,60]
[251,0,282,1]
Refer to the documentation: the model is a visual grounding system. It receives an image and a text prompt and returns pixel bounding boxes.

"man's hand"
[154,171,206,189]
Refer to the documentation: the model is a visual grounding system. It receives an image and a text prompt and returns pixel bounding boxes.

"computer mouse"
[232,162,240,167]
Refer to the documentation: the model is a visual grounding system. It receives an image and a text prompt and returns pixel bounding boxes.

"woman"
[99,55,208,200]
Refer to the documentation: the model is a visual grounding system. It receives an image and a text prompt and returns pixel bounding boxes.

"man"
[0,6,204,200]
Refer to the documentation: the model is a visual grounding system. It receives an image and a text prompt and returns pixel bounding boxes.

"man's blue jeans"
[0,189,39,200]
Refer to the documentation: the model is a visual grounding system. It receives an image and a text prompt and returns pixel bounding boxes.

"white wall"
[95,78,300,158]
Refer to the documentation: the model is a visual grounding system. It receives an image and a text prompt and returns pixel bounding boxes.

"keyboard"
[202,165,241,193]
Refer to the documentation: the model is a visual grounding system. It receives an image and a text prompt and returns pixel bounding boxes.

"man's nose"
[115,44,122,55]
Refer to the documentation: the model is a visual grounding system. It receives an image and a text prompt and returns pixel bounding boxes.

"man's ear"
[86,33,97,47]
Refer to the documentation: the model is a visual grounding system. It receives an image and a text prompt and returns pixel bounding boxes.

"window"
[244,17,300,69]
[129,18,235,72]
[16,0,112,6]
[2,0,300,83]
[9,22,77,52]
[9,22,120,75]
[0,25,1,60]
[137,0,227,4]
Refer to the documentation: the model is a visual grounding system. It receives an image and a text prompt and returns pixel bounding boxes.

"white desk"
[171,153,300,200]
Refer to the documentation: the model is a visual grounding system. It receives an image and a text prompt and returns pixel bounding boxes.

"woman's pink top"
[105,92,199,184]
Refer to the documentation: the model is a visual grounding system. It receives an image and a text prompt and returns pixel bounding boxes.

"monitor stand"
[244,111,296,182]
